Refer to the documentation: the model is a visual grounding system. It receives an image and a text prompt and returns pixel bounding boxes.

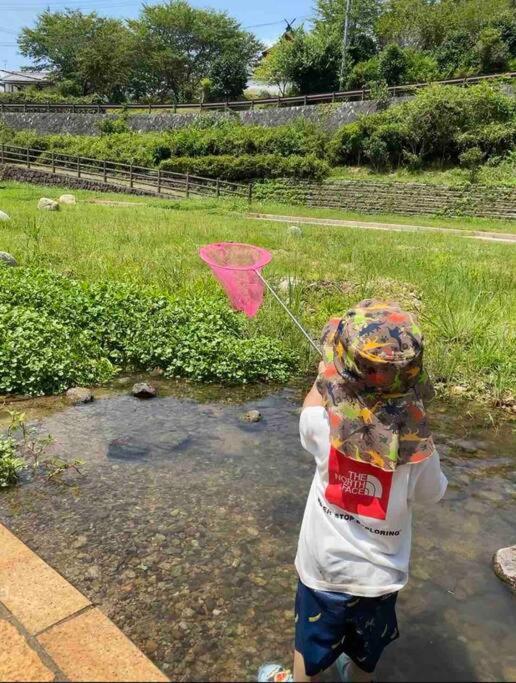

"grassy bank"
[0,181,514,404]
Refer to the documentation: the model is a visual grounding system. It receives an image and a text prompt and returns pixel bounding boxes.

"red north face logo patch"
[325,447,394,520]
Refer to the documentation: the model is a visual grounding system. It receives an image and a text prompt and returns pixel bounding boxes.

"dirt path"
[246,212,516,244]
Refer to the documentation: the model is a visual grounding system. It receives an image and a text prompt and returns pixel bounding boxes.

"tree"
[378,44,408,85]
[129,0,261,102]
[18,10,134,100]
[474,27,510,73]
[208,54,249,101]
[255,28,340,95]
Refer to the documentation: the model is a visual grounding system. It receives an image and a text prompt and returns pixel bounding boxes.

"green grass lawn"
[1,180,515,403]
[330,164,516,187]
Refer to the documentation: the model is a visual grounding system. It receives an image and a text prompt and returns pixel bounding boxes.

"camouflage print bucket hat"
[316,299,435,472]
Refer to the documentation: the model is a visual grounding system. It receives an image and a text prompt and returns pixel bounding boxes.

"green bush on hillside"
[160,154,330,181]
[0,267,297,395]
[329,82,515,170]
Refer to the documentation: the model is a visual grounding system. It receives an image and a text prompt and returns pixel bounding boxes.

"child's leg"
[293,649,313,682]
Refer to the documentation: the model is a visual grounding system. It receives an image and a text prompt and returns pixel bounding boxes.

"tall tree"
[129,0,261,102]
[18,10,134,99]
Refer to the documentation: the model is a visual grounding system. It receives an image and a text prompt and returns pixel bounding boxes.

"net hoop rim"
[199,242,272,272]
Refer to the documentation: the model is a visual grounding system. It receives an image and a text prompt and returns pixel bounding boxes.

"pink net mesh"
[199,242,272,318]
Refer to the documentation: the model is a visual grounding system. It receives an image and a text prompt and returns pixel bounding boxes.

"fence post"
[26,148,30,168]
[158,169,162,193]
[77,156,81,178]
[72,103,76,113]
[216,178,220,198]
[0,144,3,164]
[248,182,253,205]
[52,151,55,173]
[148,103,152,114]
[129,162,134,188]
[185,172,190,198]
[332,92,336,103]
[303,95,307,106]
[23,103,27,113]
[103,160,107,183]
[173,101,177,114]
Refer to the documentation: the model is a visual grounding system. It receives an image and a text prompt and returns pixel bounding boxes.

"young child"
[259,300,447,683]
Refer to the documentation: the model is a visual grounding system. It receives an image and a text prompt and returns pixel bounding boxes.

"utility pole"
[338,0,352,90]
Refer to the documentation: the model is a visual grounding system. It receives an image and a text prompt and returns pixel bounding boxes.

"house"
[0,70,53,93]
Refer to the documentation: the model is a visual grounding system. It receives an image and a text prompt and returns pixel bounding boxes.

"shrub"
[457,122,516,158]
[160,154,330,181]
[0,437,24,488]
[327,123,365,165]
[0,267,297,395]
[459,147,485,183]
[363,135,389,171]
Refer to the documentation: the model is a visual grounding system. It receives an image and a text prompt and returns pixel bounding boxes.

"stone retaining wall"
[254,179,516,220]
[0,100,380,136]
[0,165,158,197]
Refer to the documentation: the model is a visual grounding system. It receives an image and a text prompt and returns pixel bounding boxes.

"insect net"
[199,242,272,318]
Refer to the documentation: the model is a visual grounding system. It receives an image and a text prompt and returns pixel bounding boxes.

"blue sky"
[0,0,314,71]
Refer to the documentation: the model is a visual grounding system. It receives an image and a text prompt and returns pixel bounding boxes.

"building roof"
[0,70,52,84]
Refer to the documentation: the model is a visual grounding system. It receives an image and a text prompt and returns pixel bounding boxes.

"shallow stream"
[0,380,514,681]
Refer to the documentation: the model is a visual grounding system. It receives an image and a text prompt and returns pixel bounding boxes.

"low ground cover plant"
[0,266,296,396]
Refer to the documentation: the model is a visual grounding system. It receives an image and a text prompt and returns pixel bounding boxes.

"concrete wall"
[0,100,380,136]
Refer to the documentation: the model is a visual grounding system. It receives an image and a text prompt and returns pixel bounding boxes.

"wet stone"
[243,410,262,423]
[493,546,516,591]
[65,387,94,405]
[132,383,157,399]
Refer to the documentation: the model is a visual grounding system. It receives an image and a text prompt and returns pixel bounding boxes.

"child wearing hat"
[259,300,447,683]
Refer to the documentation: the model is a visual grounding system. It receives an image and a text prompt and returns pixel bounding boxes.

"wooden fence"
[0,72,514,114]
[0,144,251,201]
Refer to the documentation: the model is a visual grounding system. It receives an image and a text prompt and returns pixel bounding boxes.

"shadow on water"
[0,381,514,682]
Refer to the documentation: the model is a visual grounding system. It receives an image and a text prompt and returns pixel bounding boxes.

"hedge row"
[159,154,330,181]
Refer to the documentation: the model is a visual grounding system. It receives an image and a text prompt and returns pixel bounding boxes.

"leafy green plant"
[459,146,485,182]
[0,436,24,488]
[0,267,297,396]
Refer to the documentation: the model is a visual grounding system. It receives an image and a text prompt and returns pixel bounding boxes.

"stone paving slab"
[0,524,90,634]
[38,608,169,682]
[0,523,169,682]
[0,619,55,682]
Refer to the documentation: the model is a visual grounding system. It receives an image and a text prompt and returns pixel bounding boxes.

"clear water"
[0,381,515,682]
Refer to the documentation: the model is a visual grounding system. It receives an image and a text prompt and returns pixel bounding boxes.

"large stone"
[37,197,59,211]
[0,252,17,267]
[65,387,94,405]
[243,410,262,423]
[132,383,157,399]
[58,194,76,205]
[0,210,10,221]
[493,545,516,591]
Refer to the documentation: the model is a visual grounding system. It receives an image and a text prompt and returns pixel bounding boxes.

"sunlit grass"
[1,180,514,402]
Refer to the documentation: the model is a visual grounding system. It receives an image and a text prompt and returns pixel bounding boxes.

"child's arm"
[303,381,324,408]
[303,362,326,408]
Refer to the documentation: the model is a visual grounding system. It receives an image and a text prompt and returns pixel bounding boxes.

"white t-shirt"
[295,406,447,597]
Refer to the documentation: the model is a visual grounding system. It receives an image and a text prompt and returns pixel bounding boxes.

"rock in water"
[0,252,17,267]
[0,210,10,221]
[38,197,59,211]
[59,194,77,205]
[66,387,94,405]
[132,382,157,399]
[243,410,262,423]
[493,546,516,591]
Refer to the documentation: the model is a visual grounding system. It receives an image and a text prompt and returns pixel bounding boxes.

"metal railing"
[0,144,252,201]
[0,72,514,114]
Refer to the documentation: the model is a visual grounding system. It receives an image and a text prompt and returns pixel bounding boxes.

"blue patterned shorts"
[294,579,399,676]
